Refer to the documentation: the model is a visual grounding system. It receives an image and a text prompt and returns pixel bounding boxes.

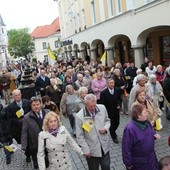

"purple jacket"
[122,120,158,170]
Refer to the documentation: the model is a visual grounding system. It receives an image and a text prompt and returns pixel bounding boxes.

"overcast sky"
[0,0,58,32]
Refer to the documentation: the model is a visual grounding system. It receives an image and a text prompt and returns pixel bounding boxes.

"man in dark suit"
[4,89,31,164]
[100,78,121,144]
[35,69,50,97]
[21,96,49,169]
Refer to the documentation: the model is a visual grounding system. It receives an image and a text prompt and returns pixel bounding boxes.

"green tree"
[7,28,34,59]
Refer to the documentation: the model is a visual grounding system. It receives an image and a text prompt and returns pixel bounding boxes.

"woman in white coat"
[37,111,83,170]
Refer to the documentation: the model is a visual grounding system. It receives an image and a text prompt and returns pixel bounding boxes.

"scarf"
[133,120,149,130]
[48,128,59,137]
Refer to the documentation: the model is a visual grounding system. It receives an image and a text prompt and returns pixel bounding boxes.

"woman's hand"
[154,133,161,139]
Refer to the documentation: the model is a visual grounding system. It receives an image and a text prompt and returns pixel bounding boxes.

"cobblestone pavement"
[0,108,170,170]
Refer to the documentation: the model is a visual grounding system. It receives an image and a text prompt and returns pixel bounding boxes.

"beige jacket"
[37,126,83,170]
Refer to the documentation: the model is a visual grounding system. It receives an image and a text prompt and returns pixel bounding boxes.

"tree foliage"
[7,28,34,59]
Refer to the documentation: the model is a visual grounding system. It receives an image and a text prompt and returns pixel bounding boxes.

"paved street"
[0,106,170,170]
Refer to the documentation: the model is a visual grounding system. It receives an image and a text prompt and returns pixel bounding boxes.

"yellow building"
[55,0,170,67]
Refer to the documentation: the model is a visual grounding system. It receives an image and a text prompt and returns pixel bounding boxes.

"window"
[91,0,96,24]
[99,0,105,21]
[108,0,114,17]
[44,55,48,62]
[55,41,59,48]
[160,35,170,66]
[145,0,154,4]
[42,42,47,49]
[126,0,134,11]
[116,0,122,14]
[81,9,86,29]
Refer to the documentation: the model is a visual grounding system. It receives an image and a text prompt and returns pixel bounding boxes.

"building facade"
[0,14,8,69]
[31,17,62,65]
[55,0,170,67]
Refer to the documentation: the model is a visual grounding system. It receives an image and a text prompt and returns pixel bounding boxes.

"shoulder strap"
[44,138,46,148]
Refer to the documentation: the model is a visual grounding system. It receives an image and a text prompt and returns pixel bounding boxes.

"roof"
[31,17,60,38]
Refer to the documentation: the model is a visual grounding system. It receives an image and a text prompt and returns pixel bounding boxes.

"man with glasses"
[21,96,49,169]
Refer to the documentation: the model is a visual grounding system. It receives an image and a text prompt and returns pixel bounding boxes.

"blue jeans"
[86,151,110,170]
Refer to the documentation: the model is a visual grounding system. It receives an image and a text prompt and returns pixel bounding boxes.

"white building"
[0,14,8,69]
[55,0,170,67]
[31,17,62,65]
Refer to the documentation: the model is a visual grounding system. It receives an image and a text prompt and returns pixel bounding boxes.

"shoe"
[161,107,165,111]
[34,164,38,169]
[6,158,11,165]
[113,138,119,144]
[26,156,31,163]
[124,111,129,115]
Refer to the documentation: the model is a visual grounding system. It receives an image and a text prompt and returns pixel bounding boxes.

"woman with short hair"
[122,103,160,170]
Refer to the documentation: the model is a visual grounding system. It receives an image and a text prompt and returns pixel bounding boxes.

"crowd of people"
[0,57,170,170]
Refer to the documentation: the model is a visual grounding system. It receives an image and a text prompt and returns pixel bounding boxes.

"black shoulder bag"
[44,138,49,168]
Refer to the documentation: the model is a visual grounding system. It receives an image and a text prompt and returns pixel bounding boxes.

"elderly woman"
[74,87,88,113]
[146,74,163,115]
[132,89,158,126]
[91,72,107,104]
[128,74,148,112]
[122,103,160,170]
[37,111,83,170]
[60,85,79,137]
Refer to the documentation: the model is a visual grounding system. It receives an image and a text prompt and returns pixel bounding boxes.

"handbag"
[44,138,49,168]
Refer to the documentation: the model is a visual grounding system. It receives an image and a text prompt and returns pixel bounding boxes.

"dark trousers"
[86,151,110,170]
[110,114,120,140]
[30,148,38,168]
[68,114,76,135]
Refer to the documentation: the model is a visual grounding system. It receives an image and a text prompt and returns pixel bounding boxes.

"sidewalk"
[0,100,170,169]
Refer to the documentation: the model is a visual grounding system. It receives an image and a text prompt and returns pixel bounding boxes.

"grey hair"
[79,87,88,94]
[65,84,73,92]
[137,74,146,82]
[84,94,97,104]
[149,74,156,82]
[12,89,21,97]
[165,67,170,75]
[136,68,142,74]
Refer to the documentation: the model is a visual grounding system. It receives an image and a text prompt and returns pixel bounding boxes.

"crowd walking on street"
[0,57,170,170]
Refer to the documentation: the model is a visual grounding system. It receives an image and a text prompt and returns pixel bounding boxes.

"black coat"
[163,74,170,103]
[35,76,50,96]
[100,88,121,119]
[5,99,31,144]
[21,109,49,152]
[0,107,12,144]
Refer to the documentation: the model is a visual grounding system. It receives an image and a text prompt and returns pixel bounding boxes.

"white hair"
[79,87,88,94]
[136,69,142,74]
[137,74,146,82]
[84,94,97,104]
[149,74,156,82]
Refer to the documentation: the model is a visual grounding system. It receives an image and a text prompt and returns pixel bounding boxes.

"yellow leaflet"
[82,120,94,132]
[5,146,13,152]
[16,110,22,118]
